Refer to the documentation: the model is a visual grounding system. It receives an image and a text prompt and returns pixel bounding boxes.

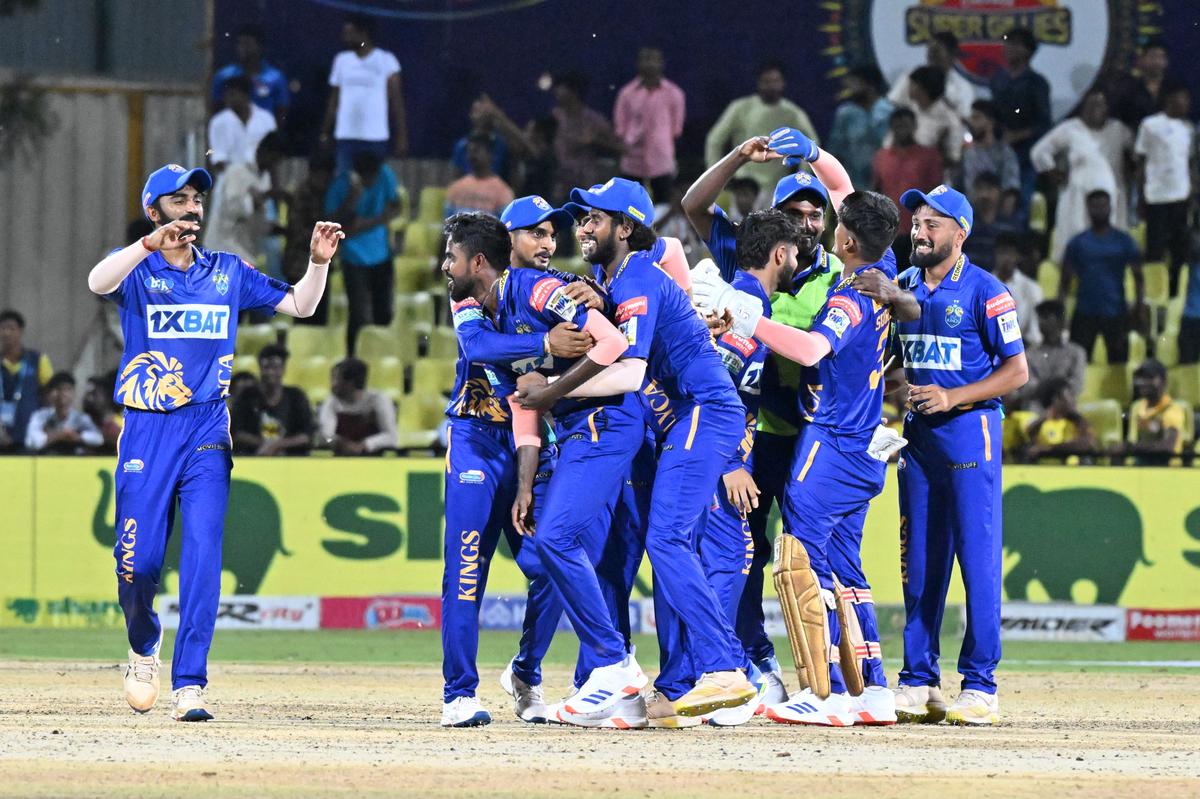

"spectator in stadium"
[317,357,397,455]
[1021,377,1095,463]
[228,371,259,410]
[727,176,760,223]
[962,172,1019,273]
[827,63,893,189]
[705,61,820,191]
[1179,235,1200,364]
[321,14,408,173]
[324,150,402,354]
[992,231,1042,345]
[444,133,515,217]
[465,95,559,199]
[1126,358,1186,465]
[210,23,290,126]
[207,75,277,175]
[1060,189,1144,364]
[962,100,1020,194]
[451,97,510,180]
[989,28,1052,207]
[231,344,314,456]
[614,46,686,203]
[1009,300,1087,412]
[1135,84,1195,294]
[1109,39,1173,131]
[549,72,623,200]
[0,309,53,454]
[873,107,943,263]
[887,31,975,120]
[24,372,103,455]
[283,154,336,326]
[204,131,286,261]
[82,371,122,455]
[651,174,705,258]
[1032,88,1134,260]
[889,65,964,168]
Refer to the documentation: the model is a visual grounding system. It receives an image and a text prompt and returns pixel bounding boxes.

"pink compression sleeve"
[813,148,855,210]
[753,317,833,366]
[583,309,629,366]
[657,237,691,292]
[507,397,541,449]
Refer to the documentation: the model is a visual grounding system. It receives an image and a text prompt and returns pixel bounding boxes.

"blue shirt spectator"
[827,64,893,189]
[211,24,289,124]
[451,131,508,178]
[1063,227,1140,318]
[324,157,400,268]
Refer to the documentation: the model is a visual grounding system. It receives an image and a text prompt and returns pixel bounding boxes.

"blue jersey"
[447,296,545,426]
[807,259,897,452]
[716,270,769,468]
[896,255,1025,414]
[105,247,288,410]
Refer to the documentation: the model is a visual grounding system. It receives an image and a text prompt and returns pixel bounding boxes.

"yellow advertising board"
[1,458,1198,609]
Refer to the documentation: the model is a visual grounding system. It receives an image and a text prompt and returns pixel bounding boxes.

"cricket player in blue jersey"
[694,190,907,726]
[885,185,1028,726]
[520,178,757,725]
[87,164,342,720]
[438,198,599,728]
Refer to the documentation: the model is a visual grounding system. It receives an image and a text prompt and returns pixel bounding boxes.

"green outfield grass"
[2,628,1198,674]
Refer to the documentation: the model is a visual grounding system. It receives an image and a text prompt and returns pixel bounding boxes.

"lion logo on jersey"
[117,351,194,410]
[450,377,507,423]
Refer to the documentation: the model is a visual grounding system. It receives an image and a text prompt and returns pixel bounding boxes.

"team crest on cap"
[533,196,551,211]
[167,164,186,173]
[945,300,964,329]
[596,178,615,193]
[929,185,948,196]
[796,173,812,185]
[212,271,230,296]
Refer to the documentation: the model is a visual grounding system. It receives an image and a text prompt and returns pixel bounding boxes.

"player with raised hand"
[889,185,1028,726]
[692,190,906,726]
[87,163,341,721]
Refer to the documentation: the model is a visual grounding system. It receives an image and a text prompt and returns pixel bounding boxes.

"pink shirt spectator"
[614,77,686,179]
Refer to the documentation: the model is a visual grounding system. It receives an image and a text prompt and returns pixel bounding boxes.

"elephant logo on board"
[1002,485,1151,605]
[93,470,289,594]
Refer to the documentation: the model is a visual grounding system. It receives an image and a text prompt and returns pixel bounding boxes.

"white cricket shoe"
[893,684,948,724]
[171,685,213,722]
[766,689,855,727]
[561,653,647,715]
[555,691,648,729]
[704,668,767,727]
[757,658,788,712]
[851,685,897,726]
[500,659,548,724]
[441,696,492,728]
[946,689,1000,726]
[124,648,160,713]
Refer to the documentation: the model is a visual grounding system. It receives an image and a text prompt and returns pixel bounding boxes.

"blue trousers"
[646,402,746,696]
[440,419,563,702]
[898,408,1003,694]
[114,400,231,691]
[782,425,886,695]
[741,430,795,667]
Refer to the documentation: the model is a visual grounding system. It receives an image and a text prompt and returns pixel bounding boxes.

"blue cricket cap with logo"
[563,177,655,227]
[141,164,213,220]
[772,170,830,209]
[500,195,575,231]
[899,184,973,238]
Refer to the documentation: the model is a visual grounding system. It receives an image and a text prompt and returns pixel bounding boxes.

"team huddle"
[438,126,1029,729]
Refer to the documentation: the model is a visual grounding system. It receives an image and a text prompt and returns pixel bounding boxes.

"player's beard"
[582,228,616,266]
[909,236,952,268]
[448,272,477,303]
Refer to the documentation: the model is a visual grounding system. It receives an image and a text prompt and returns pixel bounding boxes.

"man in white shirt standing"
[320,14,409,174]
[207,75,277,175]
[204,132,285,260]
[1135,85,1195,294]
[888,32,975,121]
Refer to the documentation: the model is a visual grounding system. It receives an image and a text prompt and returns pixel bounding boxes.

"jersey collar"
[147,245,209,274]
[917,254,968,294]
[790,244,830,289]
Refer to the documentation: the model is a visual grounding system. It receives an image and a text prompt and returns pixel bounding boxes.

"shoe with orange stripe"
[766,689,855,727]
[555,692,648,729]
[851,685,897,726]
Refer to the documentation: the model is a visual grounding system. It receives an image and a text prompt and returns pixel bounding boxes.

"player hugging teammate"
[438,126,1025,729]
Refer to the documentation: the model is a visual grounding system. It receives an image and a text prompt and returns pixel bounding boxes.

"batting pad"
[834,575,866,697]
[772,533,831,699]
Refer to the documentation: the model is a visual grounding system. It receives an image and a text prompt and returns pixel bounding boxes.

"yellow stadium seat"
[1029,191,1047,233]
[356,325,399,361]
[394,255,433,293]
[1156,334,1180,367]
[402,221,443,258]
[1003,409,1036,455]
[1176,400,1195,450]
[236,323,277,357]
[1092,335,1107,365]
[1037,260,1059,299]
[1130,221,1146,250]
[396,392,443,449]
[1165,295,1184,335]
[329,294,349,326]
[418,186,449,223]
[364,355,404,400]
[1168,364,1200,405]
[1079,399,1123,452]
[328,267,345,297]
[287,324,344,359]
[428,326,459,359]
[395,291,436,329]
[1128,332,1147,365]
[411,357,457,397]
[1142,262,1170,307]
[231,354,258,377]
[292,355,332,404]
[1082,364,1131,404]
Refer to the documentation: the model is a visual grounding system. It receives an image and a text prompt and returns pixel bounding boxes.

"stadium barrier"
[2,458,1199,611]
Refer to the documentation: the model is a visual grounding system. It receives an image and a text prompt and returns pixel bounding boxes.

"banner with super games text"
[2,458,1199,611]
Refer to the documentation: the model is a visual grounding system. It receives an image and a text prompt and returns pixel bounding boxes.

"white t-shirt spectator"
[329,48,401,142]
[25,408,103,452]
[889,68,975,120]
[204,161,272,259]
[1002,268,1044,347]
[207,105,277,168]
[1134,112,1194,204]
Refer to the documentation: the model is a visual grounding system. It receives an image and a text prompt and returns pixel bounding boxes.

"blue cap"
[141,164,213,220]
[500,195,574,231]
[899,184,973,237]
[772,170,829,209]
[565,177,655,227]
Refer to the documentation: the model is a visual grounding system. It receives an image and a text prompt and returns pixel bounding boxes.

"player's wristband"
[140,236,158,253]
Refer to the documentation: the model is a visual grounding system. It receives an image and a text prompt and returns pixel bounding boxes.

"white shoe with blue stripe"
[562,653,647,716]
[441,696,492,728]
[765,689,855,727]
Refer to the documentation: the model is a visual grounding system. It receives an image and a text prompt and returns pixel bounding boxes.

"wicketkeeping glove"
[768,126,820,164]
[690,259,739,316]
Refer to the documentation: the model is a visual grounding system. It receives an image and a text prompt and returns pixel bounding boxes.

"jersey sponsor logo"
[998,310,1022,344]
[626,204,646,222]
[530,277,561,311]
[147,304,231,339]
[509,354,551,375]
[450,298,484,329]
[719,331,757,357]
[615,296,648,323]
[986,292,1016,318]
[950,256,965,282]
[900,334,962,371]
[122,459,144,473]
[620,317,638,345]
[945,300,964,329]
[212,271,230,296]
[829,294,862,324]
[822,307,852,338]
[117,351,194,410]
[143,276,174,293]
[458,469,485,484]
[720,348,746,376]
[545,286,579,322]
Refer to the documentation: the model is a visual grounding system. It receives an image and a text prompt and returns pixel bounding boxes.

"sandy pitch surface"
[0,661,1197,798]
